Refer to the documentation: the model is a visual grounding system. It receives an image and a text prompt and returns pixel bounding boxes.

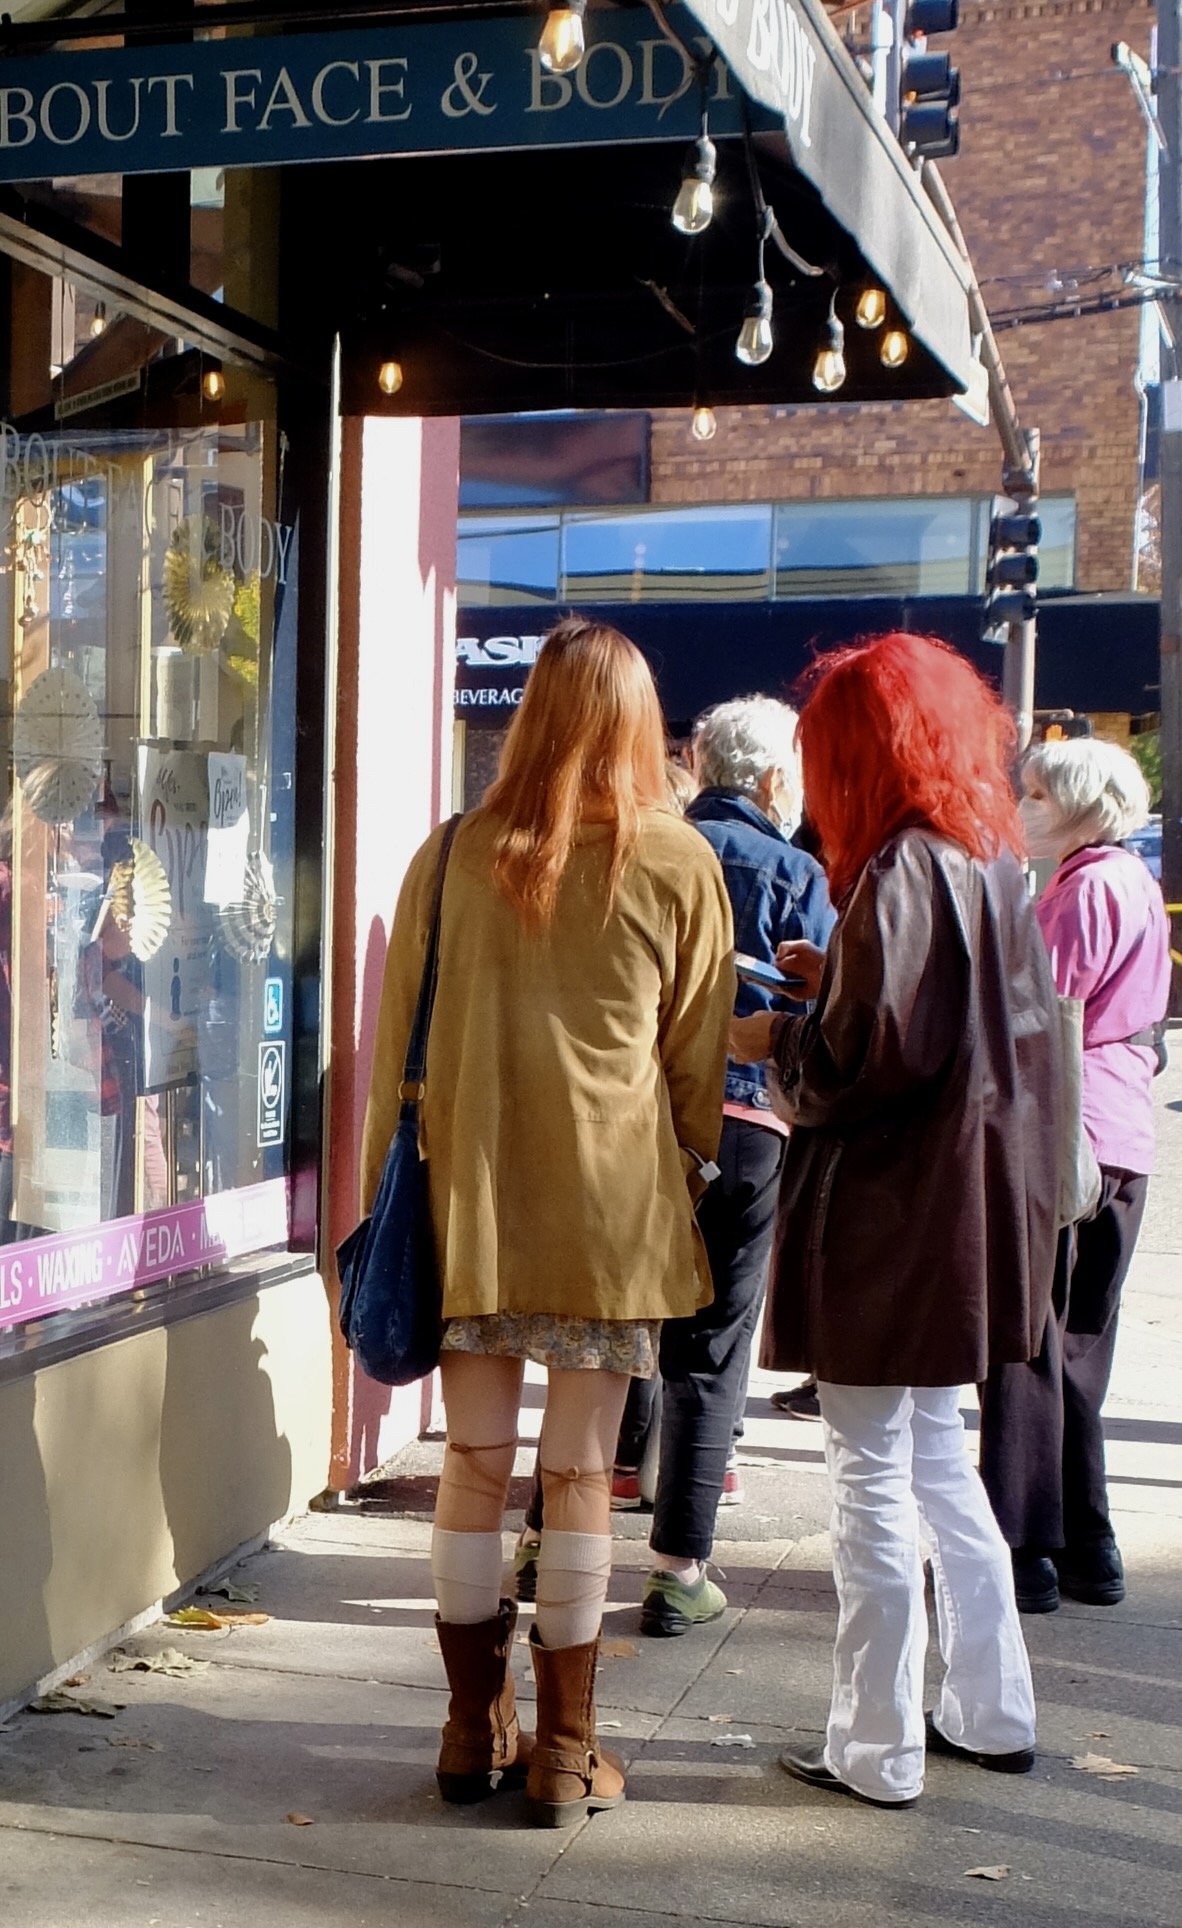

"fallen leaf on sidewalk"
[598,1720,623,1730]
[110,1649,210,1678]
[600,1638,639,1659]
[1087,1731,1110,1740]
[63,1673,89,1687]
[1071,1752,1139,1779]
[724,1668,744,1676]
[167,1606,270,1630]
[710,1733,756,1748]
[30,1692,118,1719]
[108,1737,162,1751]
[200,1581,261,1604]
[963,1866,1009,1881]
[286,1812,315,1826]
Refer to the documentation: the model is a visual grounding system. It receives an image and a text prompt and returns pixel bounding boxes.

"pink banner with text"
[0,1179,290,1333]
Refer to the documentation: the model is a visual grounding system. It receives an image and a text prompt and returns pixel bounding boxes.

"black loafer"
[925,1714,1034,1775]
[1012,1550,1060,1615]
[778,1743,918,1809]
[1056,1540,1126,1606]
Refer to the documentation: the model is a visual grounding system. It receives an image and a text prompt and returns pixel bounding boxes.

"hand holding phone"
[735,951,805,994]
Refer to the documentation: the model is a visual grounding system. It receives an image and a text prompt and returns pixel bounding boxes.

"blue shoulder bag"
[336,815,460,1385]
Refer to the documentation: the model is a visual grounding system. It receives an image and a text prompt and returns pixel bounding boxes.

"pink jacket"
[1036,844,1170,1174]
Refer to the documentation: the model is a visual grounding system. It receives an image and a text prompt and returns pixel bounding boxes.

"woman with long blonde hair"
[361,617,733,1828]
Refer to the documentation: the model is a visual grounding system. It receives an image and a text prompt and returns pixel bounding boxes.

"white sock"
[535,1530,612,1650]
[431,1527,504,1625]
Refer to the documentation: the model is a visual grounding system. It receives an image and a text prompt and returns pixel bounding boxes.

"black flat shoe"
[925,1714,1035,1775]
[1012,1550,1060,1615]
[1056,1540,1126,1606]
[777,1743,918,1809]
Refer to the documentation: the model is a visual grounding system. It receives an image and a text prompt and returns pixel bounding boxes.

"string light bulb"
[812,293,847,394]
[539,0,586,75]
[736,281,774,367]
[672,133,717,236]
[880,328,910,368]
[691,404,718,442]
[855,287,887,330]
[378,359,404,396]
[89,302,107,339]
[202,368,225,402]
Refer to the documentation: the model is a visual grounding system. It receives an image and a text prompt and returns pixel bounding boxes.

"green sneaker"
[640,1567,727,1638]
[514,1539,539,1605]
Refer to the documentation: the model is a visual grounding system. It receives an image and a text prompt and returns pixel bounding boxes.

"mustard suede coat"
[360,807,735,1323]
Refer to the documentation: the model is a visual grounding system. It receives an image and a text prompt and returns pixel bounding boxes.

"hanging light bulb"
[691,404,717,442]
[880,328,910,369]
[855,286,887,330]
[378,359,404,396]
[539,0,586,75]
[736,281,774,367]
[202,368,226,402]
[89,302,108,339]
[812,294,847,395]
[672,134,717,236]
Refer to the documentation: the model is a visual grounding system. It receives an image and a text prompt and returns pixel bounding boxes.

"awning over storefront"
[0,2,973,404]
[454,594,1162,724]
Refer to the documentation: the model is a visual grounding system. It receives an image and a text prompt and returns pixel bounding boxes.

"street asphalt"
[0,1053,1178,1927]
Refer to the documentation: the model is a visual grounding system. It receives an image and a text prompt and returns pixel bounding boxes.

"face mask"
[1019,795,1065,862]
[769,781,801,837]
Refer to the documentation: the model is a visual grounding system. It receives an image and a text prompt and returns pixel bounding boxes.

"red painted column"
[326,414,459,1490]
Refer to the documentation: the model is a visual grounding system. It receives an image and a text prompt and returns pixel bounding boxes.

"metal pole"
[924,161,1040,747]
[1157,0,1182,1000]
[886,0,906,133]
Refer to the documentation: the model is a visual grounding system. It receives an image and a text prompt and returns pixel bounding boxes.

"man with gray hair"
[640,695,835,1635]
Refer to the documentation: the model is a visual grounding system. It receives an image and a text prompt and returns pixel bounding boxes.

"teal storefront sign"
[0,9,776,183]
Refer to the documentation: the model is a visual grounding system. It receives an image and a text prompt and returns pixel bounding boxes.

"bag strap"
[399,814,462,1117]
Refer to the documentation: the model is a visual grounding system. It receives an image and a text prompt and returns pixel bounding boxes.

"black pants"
[979,1165,1149,1553]
[652,1117,785,1561]
[524,1118,785,1557]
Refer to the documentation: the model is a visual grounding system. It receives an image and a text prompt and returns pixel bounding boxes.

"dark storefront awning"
[678,0,972,387]
[455,595,1162,726]
[0,2,972,410]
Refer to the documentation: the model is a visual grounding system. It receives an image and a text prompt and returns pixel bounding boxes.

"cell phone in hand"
[735,951,805,993]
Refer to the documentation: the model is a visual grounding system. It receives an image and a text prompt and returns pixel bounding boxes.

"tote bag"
[336,816,460,1385]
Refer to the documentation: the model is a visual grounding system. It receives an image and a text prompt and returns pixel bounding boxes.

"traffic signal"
[901,0,961,158]
[984,501,1041,637]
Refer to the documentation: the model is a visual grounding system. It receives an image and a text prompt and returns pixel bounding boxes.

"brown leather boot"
[435,1599,532,1803]
[525,1625,626,1827]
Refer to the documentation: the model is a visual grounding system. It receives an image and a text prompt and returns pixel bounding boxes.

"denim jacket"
[687,789,836,1113]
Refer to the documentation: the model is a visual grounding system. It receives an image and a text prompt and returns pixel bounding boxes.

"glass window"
[775,497,977,597]
[563,506,772,602]
[457,515,560,606]
[0,267,298,1340]
[1037,495,1076,589]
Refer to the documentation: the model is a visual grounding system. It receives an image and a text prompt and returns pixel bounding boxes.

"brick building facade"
[650,0,1155,596]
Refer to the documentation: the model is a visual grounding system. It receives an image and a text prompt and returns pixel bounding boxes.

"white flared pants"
[817,1382,1036,1804]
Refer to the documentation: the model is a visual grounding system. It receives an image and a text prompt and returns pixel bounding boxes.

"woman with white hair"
[637,695,835,1635]
[980,736,1171,1614]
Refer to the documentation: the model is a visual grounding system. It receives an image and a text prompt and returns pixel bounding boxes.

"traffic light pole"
[1157,0,1182,1000]
[924,161,1041,747]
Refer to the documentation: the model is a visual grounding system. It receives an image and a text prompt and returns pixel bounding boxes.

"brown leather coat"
[760,828,1064,1388]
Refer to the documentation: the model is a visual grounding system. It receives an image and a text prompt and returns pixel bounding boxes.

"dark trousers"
[652,1117,785,1561]
[524,1117,785,1557]
[979,1165,1149,1553]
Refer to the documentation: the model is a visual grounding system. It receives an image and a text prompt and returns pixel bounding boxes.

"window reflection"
[564,505,771,602]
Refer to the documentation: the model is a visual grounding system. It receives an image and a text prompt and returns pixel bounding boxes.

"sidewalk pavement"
[1,1065,1179,1928]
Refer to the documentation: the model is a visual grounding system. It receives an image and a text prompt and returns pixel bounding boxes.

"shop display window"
[0,272,297,1341]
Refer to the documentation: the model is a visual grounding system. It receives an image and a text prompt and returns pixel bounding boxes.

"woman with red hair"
[732,632,1063,1809]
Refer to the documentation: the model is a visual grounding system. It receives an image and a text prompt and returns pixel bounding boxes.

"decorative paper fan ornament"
[163,517,235,656]
[13,666,103,825]
[107,838,173,961]
[219,849,278,962]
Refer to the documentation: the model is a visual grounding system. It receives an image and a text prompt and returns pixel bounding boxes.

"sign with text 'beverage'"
[0,9,784,183]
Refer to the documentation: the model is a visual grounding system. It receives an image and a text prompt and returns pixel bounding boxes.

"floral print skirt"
[441,1312,659,1377]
